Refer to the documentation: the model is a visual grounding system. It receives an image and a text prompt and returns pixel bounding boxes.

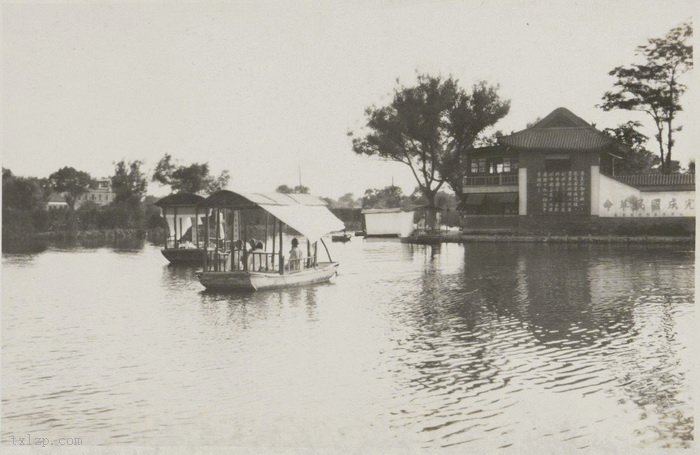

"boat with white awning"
[196,190,345,291]
[154,193,208,264]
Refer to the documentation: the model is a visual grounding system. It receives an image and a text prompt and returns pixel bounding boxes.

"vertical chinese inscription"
[535,170,587,213]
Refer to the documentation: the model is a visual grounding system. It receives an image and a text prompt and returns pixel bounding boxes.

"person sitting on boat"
[289,238,304,271]
[246,240,265,271]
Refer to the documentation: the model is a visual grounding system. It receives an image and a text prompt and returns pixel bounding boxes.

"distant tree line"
[2,154,230,245]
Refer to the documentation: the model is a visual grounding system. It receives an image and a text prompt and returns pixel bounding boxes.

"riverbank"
[403,232,695,245]
[2,228,166,253]
[26,227,165,243]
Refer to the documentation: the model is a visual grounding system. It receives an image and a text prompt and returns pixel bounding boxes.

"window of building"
[503,158,511,173]
[478,159,486,173]
[471,160,479,174]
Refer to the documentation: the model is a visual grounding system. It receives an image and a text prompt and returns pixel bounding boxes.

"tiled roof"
[612,173,695,191]
[499,107,615,152]
[47,192,67,203]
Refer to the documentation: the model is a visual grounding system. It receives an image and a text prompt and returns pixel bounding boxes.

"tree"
[152,154,230,194]
[111,160,148,203]
[602,121,660,174]
[351,74,509,227]
[361,186,406,209]
[336,193,359,208]
[600,21,692,173]
[2,168,47,211]
[275,184,309,194]
[48,166,92,211]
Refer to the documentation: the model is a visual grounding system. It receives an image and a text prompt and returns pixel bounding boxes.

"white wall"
[518,167,527,215]
[598,174,695,217]
[364,211,415,236]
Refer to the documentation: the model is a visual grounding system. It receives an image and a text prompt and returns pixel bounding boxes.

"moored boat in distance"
[331,232,351,242]
[196,190,345,291]
[155,193,207,264]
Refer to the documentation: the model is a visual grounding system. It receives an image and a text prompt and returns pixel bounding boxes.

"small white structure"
[362,208,415,237]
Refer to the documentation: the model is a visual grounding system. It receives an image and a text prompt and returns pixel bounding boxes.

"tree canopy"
[599,21,693,173]
[602,121,660,174]
[48,166,93,210]
[111,160,148,203]
[152,154,230,194]
[361,186,406,209]
[351,74,509,225]
[275,184,309,194]
[2,168,47,212]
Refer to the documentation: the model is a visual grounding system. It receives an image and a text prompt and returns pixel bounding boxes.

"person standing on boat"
[289,238,304,271]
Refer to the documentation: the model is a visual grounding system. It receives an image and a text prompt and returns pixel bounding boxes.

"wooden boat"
[155,193,207,264]
[196,190,345,291]
[331,232,351,242]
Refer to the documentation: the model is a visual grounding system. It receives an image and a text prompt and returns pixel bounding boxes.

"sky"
[1,0,696,199]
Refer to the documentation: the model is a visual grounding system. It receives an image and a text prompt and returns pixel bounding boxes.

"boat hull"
[161,248,205,264]
[197,262,339,291]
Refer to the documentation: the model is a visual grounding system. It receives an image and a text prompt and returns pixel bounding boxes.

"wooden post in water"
[241,210,247,272]
[163,208,168,249]
[278,221,284,275]
[264,213,269,251]
[173,206,178,249]
[215,208,220,272]
[313,241,318,266]
[271,217,277,270]
[194,206,199,248]
[204,208,209,271]
[306,240,311,269]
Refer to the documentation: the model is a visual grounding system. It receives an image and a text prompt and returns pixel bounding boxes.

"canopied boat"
[154,193,207,264]
[196,190,345,291]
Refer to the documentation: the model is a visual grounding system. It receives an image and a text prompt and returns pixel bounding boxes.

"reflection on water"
[2,240,694,449]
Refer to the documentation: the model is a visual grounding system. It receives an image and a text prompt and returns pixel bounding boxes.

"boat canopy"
[201,190,345,242]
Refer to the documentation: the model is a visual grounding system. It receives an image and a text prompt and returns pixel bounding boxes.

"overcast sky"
[2,0,696,198]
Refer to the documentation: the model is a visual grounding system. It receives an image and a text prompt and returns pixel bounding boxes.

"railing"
[286,257,315,274]
[247,252,277,272]
[203,248,318,274]
[463,174,518,186]
[611,173,695,187]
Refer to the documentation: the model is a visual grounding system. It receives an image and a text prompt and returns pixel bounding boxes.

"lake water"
[1,239,695,450]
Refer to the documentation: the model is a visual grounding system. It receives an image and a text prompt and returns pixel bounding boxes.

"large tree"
[351,74,509,227]
[602,121,660,174]
[599,21,692,173]
[48,166,93,211]
[152,154,230,194]
[111,160,148,203]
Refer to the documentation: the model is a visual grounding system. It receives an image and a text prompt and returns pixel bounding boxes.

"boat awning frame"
[200,190,345,242]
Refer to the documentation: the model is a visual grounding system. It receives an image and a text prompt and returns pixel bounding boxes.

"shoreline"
[403,232,695,245]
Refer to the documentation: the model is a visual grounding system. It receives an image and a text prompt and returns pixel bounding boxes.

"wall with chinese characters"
[598,174,695,217]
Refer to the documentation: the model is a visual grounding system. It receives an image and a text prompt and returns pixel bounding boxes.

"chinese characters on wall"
[601,195,694,217]
[535,170,587,214]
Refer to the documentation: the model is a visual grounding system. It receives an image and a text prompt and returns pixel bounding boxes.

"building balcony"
[462,173,519,193]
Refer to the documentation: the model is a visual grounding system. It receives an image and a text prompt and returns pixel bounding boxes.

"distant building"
[75,178,116,208]
[47,192,68,210]
[46,178,116,210]
[362,208,415,237]
[461,107,695,219]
